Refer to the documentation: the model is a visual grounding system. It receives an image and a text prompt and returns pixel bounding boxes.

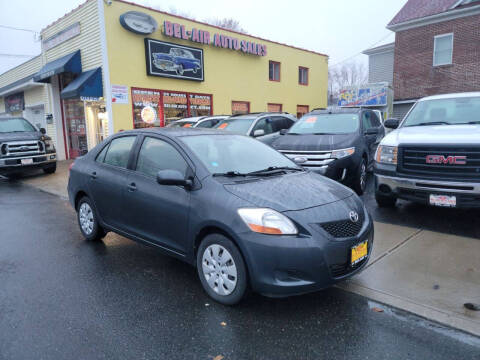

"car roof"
[419,92,480,102]
[309,108,362,115]
[119,127,230,138]
[173,116,206,123]
[228,112,295,119]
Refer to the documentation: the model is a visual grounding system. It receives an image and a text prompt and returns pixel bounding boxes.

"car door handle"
[90,171,97,180]
[127,183,137,192]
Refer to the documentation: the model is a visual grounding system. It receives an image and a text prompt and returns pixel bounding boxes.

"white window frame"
[433,33,454,66]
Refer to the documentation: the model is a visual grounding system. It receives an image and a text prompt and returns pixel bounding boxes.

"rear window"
[403,97,480,127]
[289,114,359,134]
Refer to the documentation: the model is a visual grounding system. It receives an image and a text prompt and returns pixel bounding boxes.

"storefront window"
[163,91,188,126]
[297,105,309,119]
[132,88,162,128]
[189,94,212,117]
[267,103,282,112]
[232,101,250,115]
[63,99,88,158]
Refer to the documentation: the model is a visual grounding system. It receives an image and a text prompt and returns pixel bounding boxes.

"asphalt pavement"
[1,179,479,359]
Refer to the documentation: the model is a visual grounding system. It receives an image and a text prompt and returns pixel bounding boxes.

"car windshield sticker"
[183,123,193,128]
[218,123,228,129]
[305,116,317,123]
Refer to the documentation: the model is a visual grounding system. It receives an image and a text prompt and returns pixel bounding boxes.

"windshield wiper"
[405,121,451,127]
[312,133,335,135]
[246,166,304,176]
[456,121,480,125]
[212,171,248,177]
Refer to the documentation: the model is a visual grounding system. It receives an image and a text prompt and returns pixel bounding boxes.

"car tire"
[197,234,248,305]
[176,65,184,76]
[353,158,367,195]
[43,163,57,174]
[77,196,105,241]
[375,192,397,207]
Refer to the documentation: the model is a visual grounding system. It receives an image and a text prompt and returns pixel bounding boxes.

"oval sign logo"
[119,11,158,35]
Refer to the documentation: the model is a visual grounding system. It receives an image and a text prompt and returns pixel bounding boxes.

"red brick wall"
[393,14,480,101]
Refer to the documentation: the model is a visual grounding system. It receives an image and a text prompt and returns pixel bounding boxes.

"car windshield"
[181,134,299,174]
[402,97,480,127]
[288,114,359,134]
[0,118,36,133]
[214,118,255,134]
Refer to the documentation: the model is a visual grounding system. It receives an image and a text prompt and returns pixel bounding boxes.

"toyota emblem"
[293,156,308,164]
[349,211,359,223]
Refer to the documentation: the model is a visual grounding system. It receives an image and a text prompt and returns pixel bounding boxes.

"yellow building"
[0,0,328,160]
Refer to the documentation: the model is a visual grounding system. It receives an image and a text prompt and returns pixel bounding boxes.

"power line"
[330,32,395,67]
[0,53,37,58]
[0,24,38,33]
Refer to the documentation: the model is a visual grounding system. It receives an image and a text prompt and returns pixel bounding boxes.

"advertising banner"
[132,88,162,128]
[338,83,388,107]
[111,85,129,104]
[145,39,204,81]
[5,92,25,113]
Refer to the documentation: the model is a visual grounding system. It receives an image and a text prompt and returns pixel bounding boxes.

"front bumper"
[308,156,359,184]
[375,173,480,207]
[0,153,56,173]
[238,205,374,297]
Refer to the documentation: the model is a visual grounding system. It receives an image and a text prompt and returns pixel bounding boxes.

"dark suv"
[214,112,297,145]
[271,108,385,194]
[0,117,57,177]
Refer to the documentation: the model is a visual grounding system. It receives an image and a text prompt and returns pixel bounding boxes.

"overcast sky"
[0,0,407,75]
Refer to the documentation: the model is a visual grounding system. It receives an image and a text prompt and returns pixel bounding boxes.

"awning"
[60,67,103,100]
[33,50,82,83]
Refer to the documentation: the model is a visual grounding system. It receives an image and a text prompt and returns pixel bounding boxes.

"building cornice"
[387,4,480,32]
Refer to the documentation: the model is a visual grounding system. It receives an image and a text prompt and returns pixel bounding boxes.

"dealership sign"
[43,22,80,51]
[338,83,388,107]
[120,11,158,35]
[145,39,204,81]
[163,21,267,56]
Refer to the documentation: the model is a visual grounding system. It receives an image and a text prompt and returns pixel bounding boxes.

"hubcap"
[202,244,237,296]
[79,203,94,235]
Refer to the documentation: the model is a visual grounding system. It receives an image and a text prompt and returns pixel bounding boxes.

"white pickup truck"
[374,92,480,208]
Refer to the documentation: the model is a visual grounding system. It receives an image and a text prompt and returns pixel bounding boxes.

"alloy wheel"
[202,244,238,296]
[79,202,94,235]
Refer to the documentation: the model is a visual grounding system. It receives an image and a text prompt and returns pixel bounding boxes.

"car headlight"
[331,147,355,159]
[376,145,398,165]
[237,208,298,235]
[45,140,55,151]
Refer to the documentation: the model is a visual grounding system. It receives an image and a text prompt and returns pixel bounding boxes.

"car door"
[87,135,137,229]
[123,135,191,255]
[249,117,274,140]
[362,111,382,166]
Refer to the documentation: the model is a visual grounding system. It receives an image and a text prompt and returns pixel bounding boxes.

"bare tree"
[328,61,368,105]
[204,17,247,33]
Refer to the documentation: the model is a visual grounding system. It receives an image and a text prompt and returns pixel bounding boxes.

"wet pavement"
[1,178,480,359]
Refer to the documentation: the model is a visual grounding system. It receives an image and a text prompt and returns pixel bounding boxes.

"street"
[1,178,479,359]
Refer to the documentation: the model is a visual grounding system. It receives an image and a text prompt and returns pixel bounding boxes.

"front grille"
[321,219,363,238]
[278,150,335,169]
[1,141,44,157]
[399,146,480,181]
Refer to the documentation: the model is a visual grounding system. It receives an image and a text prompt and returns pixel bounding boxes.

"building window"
[232,101,250,115]
[269,61,281,81]
[299,67,309,85]
[296,105,309,119]
[433,33,453,66]
[267,103,282,112]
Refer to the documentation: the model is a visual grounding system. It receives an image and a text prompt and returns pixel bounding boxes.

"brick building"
[365,0,480,120]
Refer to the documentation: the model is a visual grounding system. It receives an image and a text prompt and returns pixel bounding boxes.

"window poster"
[132,88,162,128]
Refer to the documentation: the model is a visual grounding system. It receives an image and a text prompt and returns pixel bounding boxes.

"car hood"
[381,125,480,147]
[223,171,354,212]
[271,133,357,151]
[0,131,44,142]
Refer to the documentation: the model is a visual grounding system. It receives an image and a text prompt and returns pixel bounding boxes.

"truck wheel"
[197,234,248,305]
[77,196,105,241]
[43,163,57,174]
[353,158,367,195]
[375,192,397,207]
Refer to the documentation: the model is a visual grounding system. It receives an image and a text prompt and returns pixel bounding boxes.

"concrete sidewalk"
[18,161,480,337]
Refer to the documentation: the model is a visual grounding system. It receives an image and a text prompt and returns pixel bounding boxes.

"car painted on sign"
[152,48,201,76]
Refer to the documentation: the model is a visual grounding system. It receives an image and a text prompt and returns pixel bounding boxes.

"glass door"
[63,99,88,159]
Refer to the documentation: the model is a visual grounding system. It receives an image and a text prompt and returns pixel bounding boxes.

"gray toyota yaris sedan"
[68,128,374,305]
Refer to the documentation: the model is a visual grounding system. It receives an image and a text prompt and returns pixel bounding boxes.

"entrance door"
[63,99,88,159]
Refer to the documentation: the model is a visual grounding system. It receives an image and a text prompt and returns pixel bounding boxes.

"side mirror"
[365,127,379,135]
[279,129,288,135]
[156,169,192,188]
[253,129,265,137]
[384,118,400,129]
[40,128,46,135]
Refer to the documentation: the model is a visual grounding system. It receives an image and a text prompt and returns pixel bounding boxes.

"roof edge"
[387,4,480,31]
[362,42,395,55]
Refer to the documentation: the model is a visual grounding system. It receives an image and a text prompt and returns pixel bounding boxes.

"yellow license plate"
[351,241,368,265]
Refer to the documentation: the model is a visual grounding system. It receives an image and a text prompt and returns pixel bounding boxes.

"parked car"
[152,48,201,76]
[271,108,385,195]
[167,115,228,129]
[214,112,297,145]
[0,117,57,177]
[375,92,480,208]
[68,128,374,305]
